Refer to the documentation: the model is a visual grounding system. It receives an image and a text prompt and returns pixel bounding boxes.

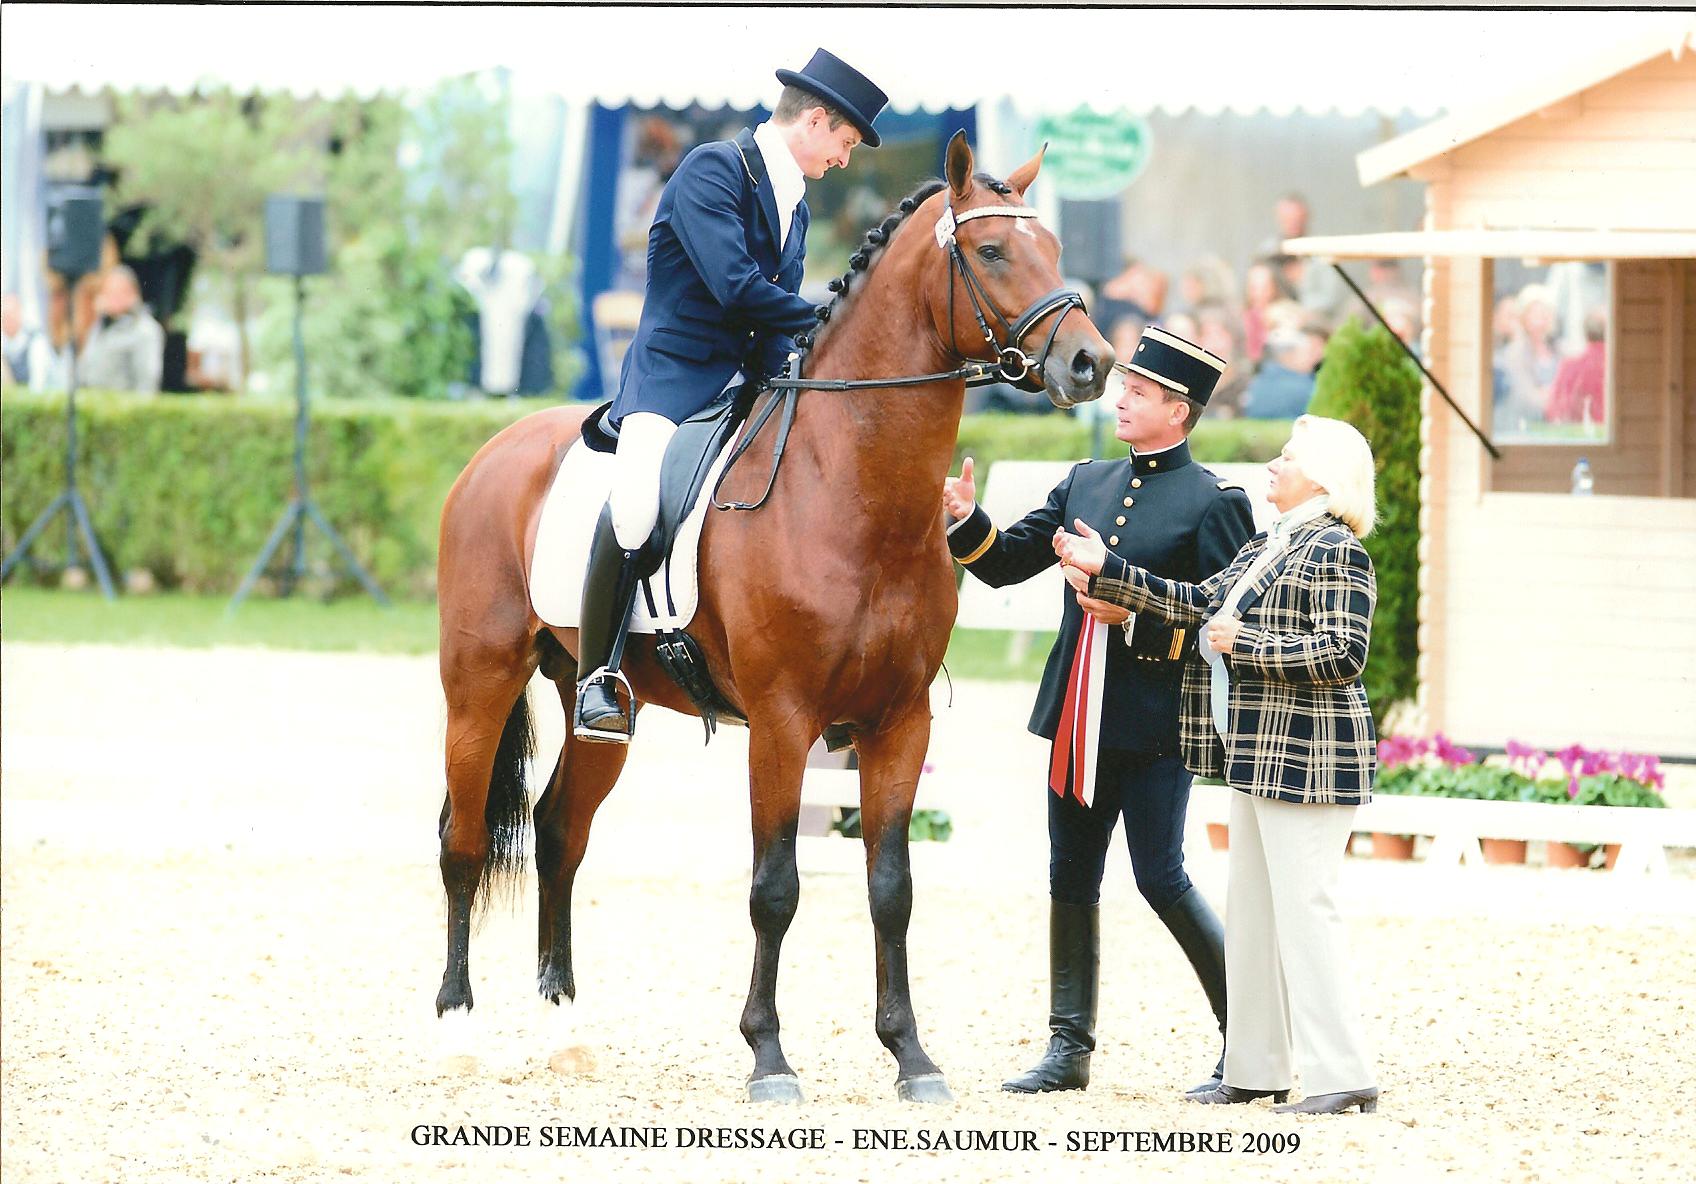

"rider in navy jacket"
[575,49,888,743]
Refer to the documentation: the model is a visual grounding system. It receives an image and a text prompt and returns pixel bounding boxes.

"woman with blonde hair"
[1053,414,1381,1115]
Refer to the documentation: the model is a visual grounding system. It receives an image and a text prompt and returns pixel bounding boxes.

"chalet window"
[1487,259,1611,445]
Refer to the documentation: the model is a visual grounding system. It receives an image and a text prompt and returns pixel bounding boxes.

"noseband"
[934,201,1088,384]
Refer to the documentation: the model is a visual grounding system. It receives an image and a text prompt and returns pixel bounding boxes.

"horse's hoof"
[896,1074,954,1104]
[435,984,473,1017]
[746,1074,804,1104]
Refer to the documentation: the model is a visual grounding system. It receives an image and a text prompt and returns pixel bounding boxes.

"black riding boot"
[1158,884,1228,1095]
[1003,900,1099,1093]
[574,507,642,743]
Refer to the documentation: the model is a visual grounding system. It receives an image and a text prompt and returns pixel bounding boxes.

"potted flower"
[1525,744,1668,869]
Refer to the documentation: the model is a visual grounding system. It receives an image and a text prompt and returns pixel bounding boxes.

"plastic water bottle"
[1571,457,1593,496]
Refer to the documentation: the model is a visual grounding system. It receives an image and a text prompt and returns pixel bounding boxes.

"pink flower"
[1568,779,1580,800]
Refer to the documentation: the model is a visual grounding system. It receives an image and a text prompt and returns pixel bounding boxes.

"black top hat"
[775,48,888,148]
[1116,324,1229,406]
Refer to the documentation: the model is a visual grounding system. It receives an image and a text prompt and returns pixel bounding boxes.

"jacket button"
[1131,478,1142,488]
[1148,460,1158,469]
[1124,497,1134,508]
[1116,515,1126,526]
[1109,535,1119,546]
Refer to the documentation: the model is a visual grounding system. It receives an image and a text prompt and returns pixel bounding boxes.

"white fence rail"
[1188,783,1696,877]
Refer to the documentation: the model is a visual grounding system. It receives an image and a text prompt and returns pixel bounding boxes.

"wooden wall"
[1419,52,1696,232]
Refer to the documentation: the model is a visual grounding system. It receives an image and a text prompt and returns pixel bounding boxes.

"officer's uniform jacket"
[611,128,813,426]
[1089,513,1378,805]
[948,440,1254,755]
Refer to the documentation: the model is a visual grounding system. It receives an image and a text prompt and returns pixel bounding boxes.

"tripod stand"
[228,275,388,610]
[0,288,118,600]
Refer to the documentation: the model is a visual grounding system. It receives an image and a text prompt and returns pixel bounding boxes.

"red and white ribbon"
[1048,611,1109,808]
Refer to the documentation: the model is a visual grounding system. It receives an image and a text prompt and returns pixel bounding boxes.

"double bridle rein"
[715,197,1087,511]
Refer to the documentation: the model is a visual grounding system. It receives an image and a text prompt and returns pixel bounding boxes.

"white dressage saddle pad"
[528,436,734,633]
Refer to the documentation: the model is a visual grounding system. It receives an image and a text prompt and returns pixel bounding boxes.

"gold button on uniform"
[1109,535,1119,546]
[1131,478,1142,488]
[1123,495,1133,505]
[1116,515,1126,526]
[1148,460,1158,469]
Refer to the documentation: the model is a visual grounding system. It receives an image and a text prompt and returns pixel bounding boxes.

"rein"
[713,199,1086,513]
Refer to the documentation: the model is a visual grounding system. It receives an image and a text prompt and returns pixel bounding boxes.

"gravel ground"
[3,641,1693,1183]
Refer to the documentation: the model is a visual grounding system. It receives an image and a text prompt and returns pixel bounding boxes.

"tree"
[103,92,317,384]
[1307,318,1422,725]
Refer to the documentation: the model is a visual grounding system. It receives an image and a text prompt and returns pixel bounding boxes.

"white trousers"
[608,412,678,550]
[1223,790,1377,1096]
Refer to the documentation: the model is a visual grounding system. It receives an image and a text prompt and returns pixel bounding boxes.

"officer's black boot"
[1002,900,1099,1093]
[574,507,642,744]
[1158,884,1229,1095]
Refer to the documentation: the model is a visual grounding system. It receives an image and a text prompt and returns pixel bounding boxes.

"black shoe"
[1159,886,1228,1096]
[1273,1088,1379,1115]
[1188,1084,1291,1105]
[574,506,641,744]
[1002,901,1098,1094]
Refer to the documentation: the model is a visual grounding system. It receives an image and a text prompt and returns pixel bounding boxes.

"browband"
[934,204,1040,248]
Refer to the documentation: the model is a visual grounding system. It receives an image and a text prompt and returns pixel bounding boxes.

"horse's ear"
[945,131,974,199]
[1007,141,1047,199]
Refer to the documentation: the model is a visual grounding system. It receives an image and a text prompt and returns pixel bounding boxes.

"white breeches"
[608,411,678,550]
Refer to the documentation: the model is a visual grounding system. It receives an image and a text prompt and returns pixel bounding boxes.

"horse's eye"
[977,244,1003,263]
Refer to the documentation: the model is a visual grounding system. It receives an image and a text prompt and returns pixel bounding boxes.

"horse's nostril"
[1071,349,1100,384]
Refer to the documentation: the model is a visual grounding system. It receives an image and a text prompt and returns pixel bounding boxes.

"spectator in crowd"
[1241,259,1295,364]
[1494,283,1558,434]
[615,117,685,290]
[1097,256,1168,341]
[1241,319,1328,420]
[1193,300,1250,417]
[1161,311,1200,343]
[1176,256,1240,319]
[3,293,57,391]
[1259,194,1344,327]
[1547,309,1606,426]
[78,265,164,394]
[1377,296,1421,356]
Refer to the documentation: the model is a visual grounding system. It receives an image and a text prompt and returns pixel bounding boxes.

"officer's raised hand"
[943,456,977,520]
[1053,519,1109,574]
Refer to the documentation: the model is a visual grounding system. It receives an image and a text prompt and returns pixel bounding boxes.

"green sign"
[1032,109,1152,200]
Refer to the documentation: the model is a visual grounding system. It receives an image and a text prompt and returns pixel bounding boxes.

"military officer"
[575,48,888,743]
[943,325,1254,1094]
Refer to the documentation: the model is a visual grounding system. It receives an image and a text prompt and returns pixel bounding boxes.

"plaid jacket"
[1090,513,1377,805]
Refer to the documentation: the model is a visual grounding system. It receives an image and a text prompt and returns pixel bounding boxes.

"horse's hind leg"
[534,673,630,1006]
[856,703,952,1103]
[739,716,812,1103]
[437,650,537,1017]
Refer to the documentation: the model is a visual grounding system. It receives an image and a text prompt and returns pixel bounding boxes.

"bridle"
[934,199,1087,386]
[717,195,1088,511]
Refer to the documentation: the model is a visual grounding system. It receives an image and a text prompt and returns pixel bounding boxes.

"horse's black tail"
[477,688,535,918]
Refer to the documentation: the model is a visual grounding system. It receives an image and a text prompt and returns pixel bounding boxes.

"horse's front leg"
[738,714,813,1103]
[856,702,952,1103]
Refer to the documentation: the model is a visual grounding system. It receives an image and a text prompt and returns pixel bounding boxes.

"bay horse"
[434,133,1112,1103]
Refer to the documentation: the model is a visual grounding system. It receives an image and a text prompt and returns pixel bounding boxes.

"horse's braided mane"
[792,171,1015,361]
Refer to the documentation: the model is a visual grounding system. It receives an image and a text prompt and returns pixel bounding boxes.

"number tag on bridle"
[934,206,957,249]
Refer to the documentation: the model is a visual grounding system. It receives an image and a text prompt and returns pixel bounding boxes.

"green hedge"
[1,391,539,599]
[953,412,1292,478]
[1,392,1295,600]
[1307,319,1422,725]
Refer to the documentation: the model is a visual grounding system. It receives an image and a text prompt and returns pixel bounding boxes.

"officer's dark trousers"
[1049,750,1193,911]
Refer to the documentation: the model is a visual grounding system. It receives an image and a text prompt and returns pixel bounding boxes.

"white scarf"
[1203,494,1332,737]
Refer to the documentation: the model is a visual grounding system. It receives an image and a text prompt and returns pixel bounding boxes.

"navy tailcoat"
[611,128,814,426]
